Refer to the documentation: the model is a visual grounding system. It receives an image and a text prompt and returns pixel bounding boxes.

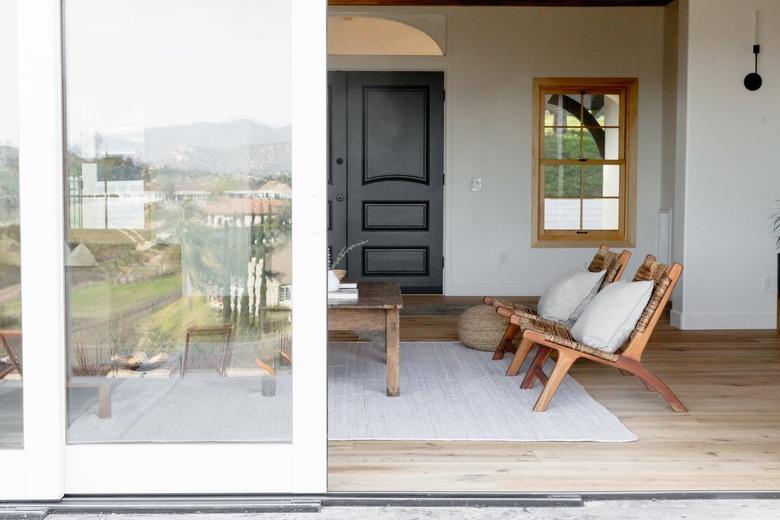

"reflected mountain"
[81,120,292,177]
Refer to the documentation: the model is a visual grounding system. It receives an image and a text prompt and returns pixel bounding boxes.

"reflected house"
[202,198,288,228]
[200,197,292,309]
[266,241,292,308]
[69,161,146,230]
[257,180,291,200]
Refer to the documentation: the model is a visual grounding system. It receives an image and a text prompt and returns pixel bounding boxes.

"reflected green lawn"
[70,274,180,319]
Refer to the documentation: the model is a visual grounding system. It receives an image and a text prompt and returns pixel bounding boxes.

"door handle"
[336,194,344,202]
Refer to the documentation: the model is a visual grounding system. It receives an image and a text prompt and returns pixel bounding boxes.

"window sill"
[532,236,635,249]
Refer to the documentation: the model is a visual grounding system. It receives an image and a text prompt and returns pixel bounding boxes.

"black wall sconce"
[744,10,762,91]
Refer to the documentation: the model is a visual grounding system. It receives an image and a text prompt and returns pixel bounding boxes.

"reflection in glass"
[583,199,620,230]
[0,0,22,449]
[543,127,580,160]
[63,0,292,443]
[583,94,620,127]
[583,165,621,198]
[544,94,580,127]
[544,199,580,230]
[544,165,580,198]
[582,127,620,160]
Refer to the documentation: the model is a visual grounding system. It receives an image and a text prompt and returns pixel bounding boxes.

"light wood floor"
[328,295,780,493]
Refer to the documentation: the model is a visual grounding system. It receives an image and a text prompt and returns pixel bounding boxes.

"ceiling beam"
[329,0,673,6]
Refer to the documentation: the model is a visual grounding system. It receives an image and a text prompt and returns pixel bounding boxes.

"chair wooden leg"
[533,350,578,412]
[505,337,534,376]
[493,322,519,360]
[620,359,687,412]
[520,346,551,389]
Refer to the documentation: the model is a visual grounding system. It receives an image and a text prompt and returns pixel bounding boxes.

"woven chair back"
[182,325,234,376]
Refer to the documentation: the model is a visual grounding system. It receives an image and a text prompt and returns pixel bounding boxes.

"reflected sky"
[64,0,291,140]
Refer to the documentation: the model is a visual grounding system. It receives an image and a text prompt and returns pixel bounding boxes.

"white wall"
[330,6,668,297]
[671,0,688,319]
[445,7,665,296]
[674,0,780,329]
[662,0,679,212]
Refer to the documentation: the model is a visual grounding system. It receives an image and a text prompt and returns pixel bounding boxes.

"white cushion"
[536,269,606,325]
[570,280,654,353]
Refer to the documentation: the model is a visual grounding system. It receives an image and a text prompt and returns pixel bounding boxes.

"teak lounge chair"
[510,255,686,413]
[484,245,631,362]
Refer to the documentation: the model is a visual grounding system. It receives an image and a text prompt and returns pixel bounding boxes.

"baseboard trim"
[670,309,683,329]
[673,311,777,330]
[446,281,548,297]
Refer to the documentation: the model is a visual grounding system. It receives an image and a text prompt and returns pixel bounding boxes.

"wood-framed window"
[532,78,637,247]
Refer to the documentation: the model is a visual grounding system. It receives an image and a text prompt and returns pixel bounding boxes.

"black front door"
[328,71,444,293]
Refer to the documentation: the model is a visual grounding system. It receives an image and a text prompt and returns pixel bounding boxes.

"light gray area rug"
[328,342,636,442]
[67,374,292,443]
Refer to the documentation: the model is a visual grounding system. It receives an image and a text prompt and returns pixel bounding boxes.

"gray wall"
[330,6,668,296]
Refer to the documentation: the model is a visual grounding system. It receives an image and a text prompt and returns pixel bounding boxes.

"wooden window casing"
[532,77,638,247]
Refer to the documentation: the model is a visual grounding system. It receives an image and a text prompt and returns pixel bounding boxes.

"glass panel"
[544,94,581,127]
[544,165,580,198]
[583,199,620,230]
[582,127,620,160]
[0,0,22,449]
[583,93,620,127]
[544,199,580,230]
[544,127,580,160]
[63,0,292,444]
[583,165,620,197]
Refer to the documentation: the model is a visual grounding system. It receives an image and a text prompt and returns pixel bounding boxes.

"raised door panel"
[363,87,428,184]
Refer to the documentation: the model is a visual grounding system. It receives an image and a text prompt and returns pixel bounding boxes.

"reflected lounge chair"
[0,330,22,379]
[180,325,234,377]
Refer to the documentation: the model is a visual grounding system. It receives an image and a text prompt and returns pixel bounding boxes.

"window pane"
[544,127,580,160]
[583,199,620,230]
[582,127,620,160]
[583,93,620,127]
[63,0,292,444]
[0,0,22,449]
[544,199,580,230]
[544,165,580,197]
[583,165,620,197]
[544,94,581,127]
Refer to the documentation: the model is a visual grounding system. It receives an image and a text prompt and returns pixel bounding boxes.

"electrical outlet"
[470,178,482,192]
[763,275,775,293]
[498,251,509,267]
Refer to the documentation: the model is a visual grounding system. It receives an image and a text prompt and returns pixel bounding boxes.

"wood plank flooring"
[328,295,780,492]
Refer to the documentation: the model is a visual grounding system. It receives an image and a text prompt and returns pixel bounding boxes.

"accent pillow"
[536,269,606,324]
[570,280,654,353]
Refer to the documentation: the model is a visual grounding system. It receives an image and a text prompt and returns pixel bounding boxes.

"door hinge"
[442,256,445,268]
[442,173,446,185]
[443,89,446,102]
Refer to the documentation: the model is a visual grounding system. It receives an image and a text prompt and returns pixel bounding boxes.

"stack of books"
[328,282,358,302]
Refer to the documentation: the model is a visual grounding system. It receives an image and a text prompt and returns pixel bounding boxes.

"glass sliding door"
[58,0,326,494]
[63,0,293,445]
[0,0,23,452]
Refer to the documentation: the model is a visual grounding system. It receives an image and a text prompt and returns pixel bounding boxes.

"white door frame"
[9,0,327,499]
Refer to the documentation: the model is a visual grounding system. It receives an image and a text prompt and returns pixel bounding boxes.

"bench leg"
[98,384,111,419]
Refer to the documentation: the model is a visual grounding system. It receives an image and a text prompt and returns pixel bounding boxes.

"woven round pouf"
[458,304,509,351]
